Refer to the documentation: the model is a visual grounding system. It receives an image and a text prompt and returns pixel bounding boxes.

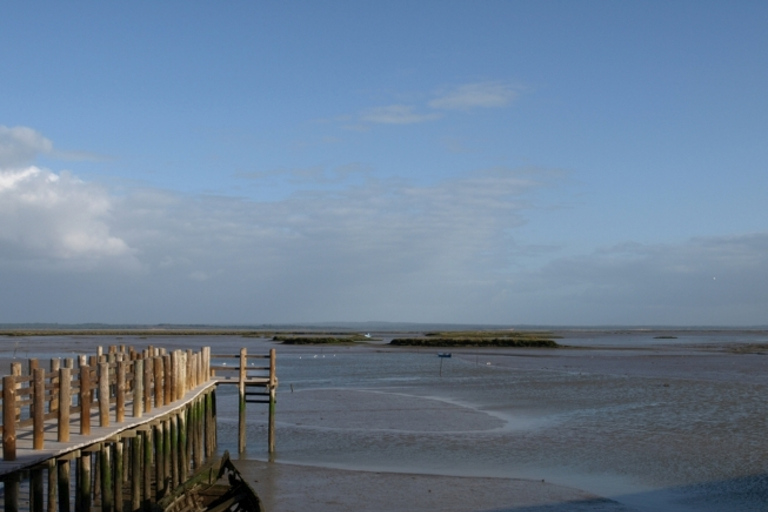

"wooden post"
[154,356,164,407]
[142,429,152,507]
[3,375,17,460]
[133,359,143,418]
[154,422,164,500]
[169,415,178,489]
[178,350,186,400]
[58,459,71,512]
[101,444,114,512]
[3,472,20,512]
[77,452,92,512]
[143,356,152,413]
[164,354,173,406]
[31,465,45,512]
[270,349,278,441]
[80,365,91,435]
[202,346,210,382]
[116,360,126,423]
[99,362,110,427]
[204,391,214,458]
[33,367,45,450]
[50,358,60,413]
[58,368,71,442]
[192,400,202,469]
[131,435,141,511]
[178,410,188,482]
[163,418,171,491]
[172,351,181,400]
[190,352,198,388]
[28,358,39,419]
[47,459,56,512]
[186,349,193,391]
[10,362,21,419]
[209,390,217,457]
[114,441,124,512]
[238,347,247,453]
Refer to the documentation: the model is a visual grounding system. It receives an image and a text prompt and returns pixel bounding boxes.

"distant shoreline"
[1,325,766,339]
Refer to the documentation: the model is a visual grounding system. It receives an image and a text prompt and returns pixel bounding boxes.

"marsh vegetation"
[389,330,560,348]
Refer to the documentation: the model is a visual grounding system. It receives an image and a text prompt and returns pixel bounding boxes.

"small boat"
[159,451,263,512]
[437,352,452,358]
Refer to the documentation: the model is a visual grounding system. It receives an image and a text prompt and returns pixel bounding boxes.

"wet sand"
[238,459,634,512]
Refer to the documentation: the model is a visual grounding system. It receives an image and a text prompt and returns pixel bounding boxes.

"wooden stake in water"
[239,347,247,453]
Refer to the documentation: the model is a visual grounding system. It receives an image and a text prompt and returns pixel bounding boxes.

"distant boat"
[364,333,372,338]
[438,353,452,358]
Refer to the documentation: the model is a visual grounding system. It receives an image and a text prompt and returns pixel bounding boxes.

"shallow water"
[217,331,768,511]
[3,330,768,511]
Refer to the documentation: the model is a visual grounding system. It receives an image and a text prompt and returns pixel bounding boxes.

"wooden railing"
[0,344,279,512]
[1,345,211,462]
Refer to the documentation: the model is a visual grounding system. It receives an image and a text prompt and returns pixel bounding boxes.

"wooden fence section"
[1,345,212,465]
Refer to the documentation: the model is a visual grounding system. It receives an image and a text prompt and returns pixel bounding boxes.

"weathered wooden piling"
[3,375,16,460]
[239,347,247,453]
[269,348,277,454]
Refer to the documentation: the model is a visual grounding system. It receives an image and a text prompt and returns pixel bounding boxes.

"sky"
[1,1,766,326]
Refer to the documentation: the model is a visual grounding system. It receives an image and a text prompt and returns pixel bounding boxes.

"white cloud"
[0,164,135,267]
[0,126,53,168]
[360,104,441,124]
[429,81,521,110]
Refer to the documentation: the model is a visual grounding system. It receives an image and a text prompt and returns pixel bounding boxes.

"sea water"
[212,330,768,512]
[3,330,768,511]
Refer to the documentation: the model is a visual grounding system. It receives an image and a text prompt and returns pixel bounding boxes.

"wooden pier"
[0,345,277,512]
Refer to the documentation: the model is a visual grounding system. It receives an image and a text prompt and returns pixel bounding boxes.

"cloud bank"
[1,126,765,326]
[0,127,134,270]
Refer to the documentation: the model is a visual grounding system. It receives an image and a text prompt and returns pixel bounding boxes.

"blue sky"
[1,1,766,325]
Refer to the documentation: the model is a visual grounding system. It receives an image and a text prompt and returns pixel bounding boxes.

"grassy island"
[389,330,561,348]
[273,334,372,345]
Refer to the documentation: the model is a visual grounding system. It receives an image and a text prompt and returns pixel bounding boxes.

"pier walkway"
[0,344,277,512]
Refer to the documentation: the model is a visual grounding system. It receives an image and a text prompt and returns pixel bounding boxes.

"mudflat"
[237,459,634,512]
